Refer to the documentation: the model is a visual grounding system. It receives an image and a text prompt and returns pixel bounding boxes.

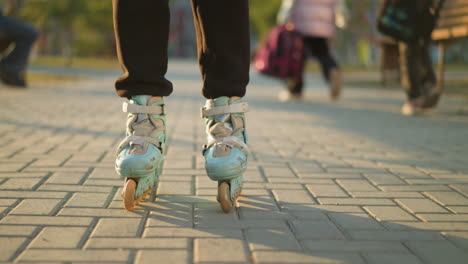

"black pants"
[112,0,250,99]
[399,40,436,100]
[0,15,38,75]
[288,36,338,94]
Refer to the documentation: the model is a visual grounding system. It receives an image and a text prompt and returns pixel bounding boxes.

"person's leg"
[287,77,304,95]
[398,40,436,114]
[306,37,338,81]
[419,40,438,108]
[287,36,308,95]
[191,0,250,213]
[420,44,436,94]
[306,37,341,100]
[399,41,423,101]
[113,0,172,98]
[279,36,307,102]
[112,0,169,210]
[190,0,250,98]
[0,16,38,86]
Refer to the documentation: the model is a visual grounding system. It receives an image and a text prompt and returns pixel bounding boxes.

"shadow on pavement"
[123,191,468,264]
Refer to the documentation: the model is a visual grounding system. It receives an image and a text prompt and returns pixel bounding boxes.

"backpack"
[377,0,445,43]
[254,25,305,80]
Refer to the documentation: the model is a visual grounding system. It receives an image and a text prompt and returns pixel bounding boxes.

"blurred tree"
[249,0,282,42]
[2,0,114,63]
[1,0,313,63]
[72,1,114,58]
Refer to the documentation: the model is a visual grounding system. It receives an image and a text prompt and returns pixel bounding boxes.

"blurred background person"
[378,0,445,115]
[277,0,346,102]
[400,0,444,115]
[0,0,38,87]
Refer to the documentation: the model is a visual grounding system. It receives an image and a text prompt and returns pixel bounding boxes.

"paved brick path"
[1,61,468,263]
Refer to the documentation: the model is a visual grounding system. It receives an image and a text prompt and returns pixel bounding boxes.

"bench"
[379,37,400,86]
[432,0,468,92]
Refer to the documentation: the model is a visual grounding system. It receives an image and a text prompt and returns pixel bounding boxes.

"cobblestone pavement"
[1,61,468,263]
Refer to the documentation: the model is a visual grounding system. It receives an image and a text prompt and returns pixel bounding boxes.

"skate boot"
[116,95,166,210]
[202,96,250,213]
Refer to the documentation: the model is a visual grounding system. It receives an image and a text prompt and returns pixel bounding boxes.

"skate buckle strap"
[123,102,165,115]
[117,135,162,154]
[201,102,249,118]
[204,136,251,157]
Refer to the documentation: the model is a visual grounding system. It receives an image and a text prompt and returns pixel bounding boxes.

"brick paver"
[1,61,468,263]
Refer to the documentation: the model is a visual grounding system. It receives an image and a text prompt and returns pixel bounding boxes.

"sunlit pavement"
[1,60,467,263]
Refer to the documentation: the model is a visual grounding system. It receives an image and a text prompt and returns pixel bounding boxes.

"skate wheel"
[218,181,233,213]
[136,188,153,206]
[123,179,137,211]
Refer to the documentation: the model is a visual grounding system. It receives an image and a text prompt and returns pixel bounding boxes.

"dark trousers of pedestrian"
[112,0,250,99]
[287,36,339,95]
[0,15,38,76]
[398,40,436,102]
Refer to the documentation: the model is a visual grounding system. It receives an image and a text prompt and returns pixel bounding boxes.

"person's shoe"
[116,95,166,210]
[0,70,26,88]
[401,101,417,116]
[421,90,442,109]
[278,90,303,102]
[401,100,431,116]
[202,97,249,213]
[329,68,342,101]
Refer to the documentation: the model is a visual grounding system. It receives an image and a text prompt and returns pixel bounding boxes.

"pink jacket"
[291,0,337,38]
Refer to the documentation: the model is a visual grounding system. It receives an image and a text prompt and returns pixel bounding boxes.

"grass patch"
[305,62,378,73]
[446,63,468,71]
[32,56,120,70]
[27,72,83,84]
[344,78,468,102]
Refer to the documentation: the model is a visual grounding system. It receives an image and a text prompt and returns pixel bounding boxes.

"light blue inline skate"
[202,96,250,213]
[115,95,166,210]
